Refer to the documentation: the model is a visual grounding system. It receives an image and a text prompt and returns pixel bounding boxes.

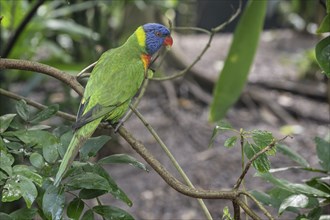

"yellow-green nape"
[135,26,146,48]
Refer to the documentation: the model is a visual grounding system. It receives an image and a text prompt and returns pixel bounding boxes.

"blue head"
[142,23,173,55]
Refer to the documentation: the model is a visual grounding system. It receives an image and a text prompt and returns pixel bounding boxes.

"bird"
[54,23,173,186]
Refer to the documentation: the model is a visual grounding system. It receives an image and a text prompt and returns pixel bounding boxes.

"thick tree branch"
[0,58,83,96]
[0,58,269,219]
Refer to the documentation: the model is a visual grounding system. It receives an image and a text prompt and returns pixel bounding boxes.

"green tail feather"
[54,118,101,186]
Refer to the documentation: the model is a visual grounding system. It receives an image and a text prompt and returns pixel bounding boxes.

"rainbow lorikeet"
[54,23,173,186]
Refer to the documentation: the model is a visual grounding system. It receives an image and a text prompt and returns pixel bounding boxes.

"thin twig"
[152,0,242,81]
[236,198,262,220]
[234,136,290,190]
[234,142,276,190]
[239,191,274,220]
[0,88,76,122]
[76,61,97,78]
[2,0,46,57]
[129,106,213,220]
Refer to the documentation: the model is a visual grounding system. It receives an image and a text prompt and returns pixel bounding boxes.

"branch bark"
[0,58,270,219]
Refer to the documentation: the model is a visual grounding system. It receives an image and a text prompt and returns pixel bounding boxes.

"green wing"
[74,47,145,129]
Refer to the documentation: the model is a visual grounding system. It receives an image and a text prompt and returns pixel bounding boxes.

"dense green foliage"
[0,100,147,219]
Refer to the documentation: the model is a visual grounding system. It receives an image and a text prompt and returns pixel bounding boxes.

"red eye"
[155,31,162,37]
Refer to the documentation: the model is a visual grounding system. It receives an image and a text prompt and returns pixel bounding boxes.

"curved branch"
[0,88,76,122]
[152,0,242,81]
[0,58,83,96]
[0,58,263,219]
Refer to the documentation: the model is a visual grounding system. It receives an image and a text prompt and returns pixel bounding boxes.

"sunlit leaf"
[279,194,309,215]
[13,165,43,186]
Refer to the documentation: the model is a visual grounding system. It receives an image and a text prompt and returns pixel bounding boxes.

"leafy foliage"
[210,121,330,219]
[251,138,330,219]
[315,0,330,77]
[0,100,147,219]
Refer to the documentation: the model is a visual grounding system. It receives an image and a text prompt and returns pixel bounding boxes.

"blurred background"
[1,0,329,219]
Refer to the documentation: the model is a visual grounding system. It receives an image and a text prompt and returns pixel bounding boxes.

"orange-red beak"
[163,36,173,48]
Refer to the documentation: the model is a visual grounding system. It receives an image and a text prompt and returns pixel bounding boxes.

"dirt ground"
[90,30,329,220]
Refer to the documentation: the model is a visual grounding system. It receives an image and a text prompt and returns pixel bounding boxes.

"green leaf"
[315,36,330,77]
[29,152,45,169]
[317,14,330,33]
[208,120,234,148]
[13,165,43,186]
[251,130,274,147]
[0,213,12,220]
[83,165,133,207]
[279,194,309,215]
[224,136,238,148]
[29,104,59,124]
[79,189,108,199]
[307,207,322,220]
[305,177,330,194]
[58,130,73,158]
[66,172,111,191]
[250,190,280,207]
[277,144,310,167]
[67,198,84,220]
[5,130,59,163]
[15,100,29,121]
[0,114,16,133]
[93,205,134,220]
[256,173,330,198]
[17,176,38,208]
[222,206,232,220]
[42,185,65,220]
[209,0,267,121]
[2,175,37,208]
[10,208,37,220]
[315,137,330,171]
[244,143,270,173]
[0,170,7,185]
[2,176,22,203]
[81,209,94,220]
[79,135,111,161]
[98,154,148,171]
[0,150,14,176]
